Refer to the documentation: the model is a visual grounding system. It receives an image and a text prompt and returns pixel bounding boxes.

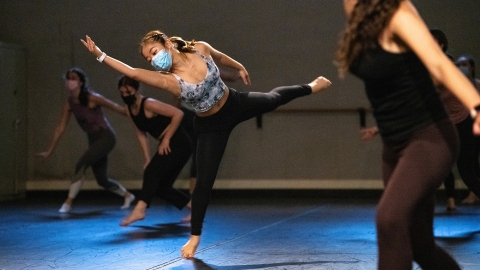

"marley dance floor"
[1,190,480,270]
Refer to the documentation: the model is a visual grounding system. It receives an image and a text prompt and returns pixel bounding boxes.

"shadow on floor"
[107,222,191,244]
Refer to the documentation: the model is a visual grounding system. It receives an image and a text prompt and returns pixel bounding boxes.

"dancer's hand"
[239,69,251,85]
[309,76,332,93]
[158,140,171,155]
[473,116,480,135]
[80,35,104,59]
[360,126,379,141]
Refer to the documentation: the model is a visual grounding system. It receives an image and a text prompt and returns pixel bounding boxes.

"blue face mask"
[151,48,172,71]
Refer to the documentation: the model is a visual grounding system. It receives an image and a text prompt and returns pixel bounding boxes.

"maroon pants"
[377,119,461,270]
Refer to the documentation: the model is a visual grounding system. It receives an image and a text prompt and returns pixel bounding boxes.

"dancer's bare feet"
[121,192,135,209]
[446,197,456,212]
[181,235,200,259]
[462,191,480,205]
[59,197,74,213]
[120,201,147,226]
[309,76,332,93]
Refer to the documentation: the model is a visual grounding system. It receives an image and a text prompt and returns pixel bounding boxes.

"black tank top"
[350,46,448,142]
[128,97,177,139]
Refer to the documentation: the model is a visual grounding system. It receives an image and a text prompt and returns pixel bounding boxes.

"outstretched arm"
[195,41,251,85]
[81,35,181,97]
[390,1,480,134]
[89,92,127,116]
[127,109,151,169]
[35,101,71,159]
[144,98,184,155]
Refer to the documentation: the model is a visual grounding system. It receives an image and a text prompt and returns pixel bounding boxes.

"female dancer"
[116,75,192,226]
[81,31,331,258]
[431,35,480,210]
[337,1,480,269]
[36,67,135,213]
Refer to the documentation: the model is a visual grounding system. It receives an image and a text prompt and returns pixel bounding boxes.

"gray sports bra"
[172,52,227,112]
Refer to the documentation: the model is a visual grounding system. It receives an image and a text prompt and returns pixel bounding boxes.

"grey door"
[0,42,27,200]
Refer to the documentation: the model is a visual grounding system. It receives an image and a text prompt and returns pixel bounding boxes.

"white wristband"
[96,52,107,63]
[471,109,478,119]
[470,105,480,119]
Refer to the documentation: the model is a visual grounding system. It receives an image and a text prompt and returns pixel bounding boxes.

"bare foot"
[446,197,456,212]
[120,201,147,226]
[181,235,200,259]
[59,202,72,213]
[121,192,135,209]
[462,192,480,205]
[308,76,332,93]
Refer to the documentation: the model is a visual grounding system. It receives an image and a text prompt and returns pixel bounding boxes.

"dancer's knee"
[376,209,405,239]
[95,177,112,188]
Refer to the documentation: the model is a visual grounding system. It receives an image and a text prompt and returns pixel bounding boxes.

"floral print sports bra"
[172,52,227,113]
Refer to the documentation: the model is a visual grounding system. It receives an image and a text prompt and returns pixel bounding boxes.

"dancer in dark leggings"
[175,104,198,195]
[338,1,480,269]
[116,76,192,226]
[456,55,480,205]
[81,31,332,258]
[429,29,480,211]
[439,71,480,211]
[36,67,135,213]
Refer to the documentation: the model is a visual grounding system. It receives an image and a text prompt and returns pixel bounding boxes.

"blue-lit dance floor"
[1,191,479,269]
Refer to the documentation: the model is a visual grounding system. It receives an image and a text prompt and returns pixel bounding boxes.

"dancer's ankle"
[65,197,74,205]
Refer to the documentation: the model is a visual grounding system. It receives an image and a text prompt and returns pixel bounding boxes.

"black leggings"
[75,128,127,196]
[443,116,480,198]
[378,119,460,270]
[191,85,312,235]
[181,106,198,178]
[138,130,192,209]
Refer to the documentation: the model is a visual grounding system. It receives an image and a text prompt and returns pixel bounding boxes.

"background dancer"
[455,54,480,205]
[36,67,135,213]
[116,75,192,226]
[429,30,480,211]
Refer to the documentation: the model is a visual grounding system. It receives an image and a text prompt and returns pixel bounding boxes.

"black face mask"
[121,94,137,106]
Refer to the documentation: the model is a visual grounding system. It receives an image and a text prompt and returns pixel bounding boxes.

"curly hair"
[139,30,196,55]
[335,0,403,77]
